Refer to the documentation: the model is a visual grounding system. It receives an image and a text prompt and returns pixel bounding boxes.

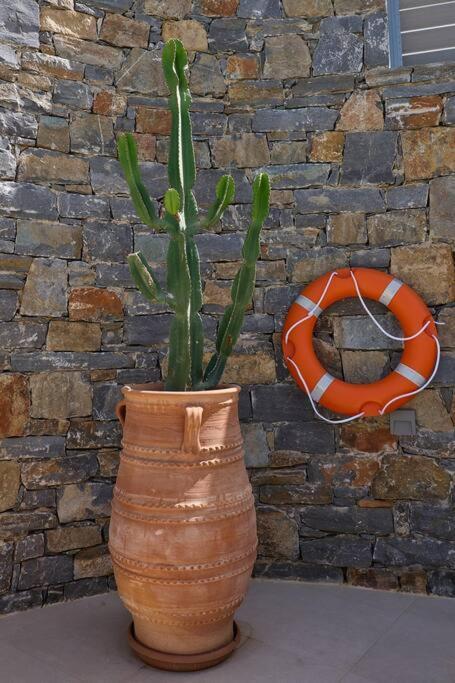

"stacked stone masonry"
[0,0,454,613]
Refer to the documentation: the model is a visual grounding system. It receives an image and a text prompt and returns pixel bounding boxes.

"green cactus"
[118,39,270,391]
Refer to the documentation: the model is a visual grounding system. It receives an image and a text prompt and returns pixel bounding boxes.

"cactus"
[118,39,270,391]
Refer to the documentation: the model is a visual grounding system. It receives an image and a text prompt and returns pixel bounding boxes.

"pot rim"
[121,382,241,398]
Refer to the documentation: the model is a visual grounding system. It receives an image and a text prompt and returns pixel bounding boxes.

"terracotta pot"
[109,383,257,672]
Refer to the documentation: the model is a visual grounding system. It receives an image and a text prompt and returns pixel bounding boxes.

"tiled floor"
[1,579,455,683]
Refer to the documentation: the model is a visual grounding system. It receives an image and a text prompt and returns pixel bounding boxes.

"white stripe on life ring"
[379,278,403,306]
[295,294,322,318]
[310,372,335,402]
[395,363,426,387]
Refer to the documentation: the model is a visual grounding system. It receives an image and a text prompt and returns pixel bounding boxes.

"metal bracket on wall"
[390,409,416,436]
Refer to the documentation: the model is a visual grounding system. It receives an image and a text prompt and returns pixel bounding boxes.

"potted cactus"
[108,39,270,672]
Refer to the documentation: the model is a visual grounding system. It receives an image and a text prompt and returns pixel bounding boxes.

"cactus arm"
[117,133,166,232]
[162,39,196,225]
[199,175,235,232]
[165,235,192,391]
[186,237,204,386]
[162,39,203,389]
[201,173,270,390]
[128,252,173,307]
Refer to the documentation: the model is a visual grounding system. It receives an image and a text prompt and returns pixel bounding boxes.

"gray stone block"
[0,321,46,348]
[300,506,393,535]
[296,187,385,214]
[313,21,363,76]
[81,0,133,10]
[125,314,172,346]
[374,537,455,567]
[238,0,280,18]
[93,383,123,421]
[195,233,244,261]
[0,111,37,139]
[0,436,65,460]
[19,556,73,590]
[350,248,390,268]
[342,132,397,185]
[364,13,388,67]
[58,193,110,220]
[428,570,455,597]
[96,264,132,287]
[411,504,455,541]
[0,291,17,321]
[67,420,121,449]
[265,164,330,189]
[15,534,45,562]
[54,80,93,110]
[0,182,57,220]
[209,19,248,53]
[275,422,335,454]
[83,222,132,263]
[10,352,133,372]
[292,75,355,97]
[254,560,343,583]
[194,169,251,206]
[386,184,428,209]
[444,96,455,123]
[0,0,39,48]
[383,81,455,99]
[253,107,339,133]
[252,384,313,422]
[334,314,402,350]
[301,536,372,567]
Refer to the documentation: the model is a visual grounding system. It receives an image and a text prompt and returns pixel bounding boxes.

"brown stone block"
[162,20,208,52]
[228,80,284,107]
[0,374,29,438]
[22,52,85,81]
[46,524,102,552]
[54,35,124,69]
[136,106,172,135]
[327,213,366,245]
[211,133,270,168]
[74,544,113,579]
[47,321,101,352]
[386,96,442,129]
[372,454,451,500]
[69,288,123,322]
[40,8,97,41]
[310,131,344,163]
[37,116,70,153]
[226,54,260,80]
[338,90,384,131]
[402,127,455,180]
[340,419,397,454]
[200,0,239,15]
[93,91,127,117]
[347,567,399,591]
[391,243,454,305]
[264,35,311,80]
[30,372,92,420]
[142,0,192,18]
[18,149,89,184]
[257,506,300,560]
[284,0,333,16]
[0,461,21,512]
[100,14,149,49]
[131,134,156,161]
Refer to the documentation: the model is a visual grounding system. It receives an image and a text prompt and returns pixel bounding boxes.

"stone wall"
[0,0,454,613]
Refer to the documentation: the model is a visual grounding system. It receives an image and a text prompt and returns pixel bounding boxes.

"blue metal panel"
[387,0,404,68]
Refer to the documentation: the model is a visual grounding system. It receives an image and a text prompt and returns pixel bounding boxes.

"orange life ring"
[282,268,438,418]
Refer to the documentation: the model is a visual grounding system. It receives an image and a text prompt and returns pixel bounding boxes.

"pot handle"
[182,406,203,454]
[115,400,127,428]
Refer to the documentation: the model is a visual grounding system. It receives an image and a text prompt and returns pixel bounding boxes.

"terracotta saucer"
[128,621,241,672]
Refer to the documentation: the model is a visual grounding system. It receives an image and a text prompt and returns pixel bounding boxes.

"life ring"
[282,268,439,420]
